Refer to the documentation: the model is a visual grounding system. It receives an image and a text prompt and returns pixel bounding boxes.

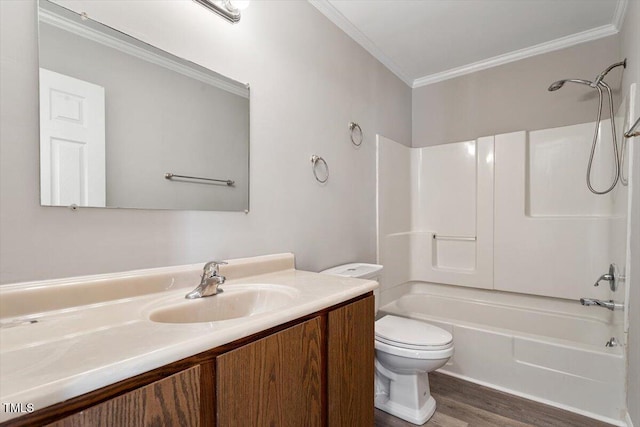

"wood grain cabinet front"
[216,317,324,426]
[328,295,375,426]
[46,366,201,427]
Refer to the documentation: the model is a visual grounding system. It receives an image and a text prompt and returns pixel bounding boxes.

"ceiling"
[310,0,627,87]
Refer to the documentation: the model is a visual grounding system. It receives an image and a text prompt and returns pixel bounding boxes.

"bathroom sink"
[148,284,299,324]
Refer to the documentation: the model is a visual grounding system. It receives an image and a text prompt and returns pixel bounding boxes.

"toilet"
[374,314,453,424]
[320,263,454,425]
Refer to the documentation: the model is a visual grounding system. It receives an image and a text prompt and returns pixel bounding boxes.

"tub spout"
[580,298,623,311]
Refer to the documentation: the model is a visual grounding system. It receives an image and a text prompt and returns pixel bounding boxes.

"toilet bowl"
[319,264,454,425]
[374,315,454,425]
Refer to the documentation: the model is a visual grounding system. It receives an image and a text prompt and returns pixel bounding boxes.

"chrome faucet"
[185,261,227,299]
[580,298,623,311]
[593,263,618,291]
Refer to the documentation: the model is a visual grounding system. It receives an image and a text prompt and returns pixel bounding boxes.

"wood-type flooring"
[374,372,615,427]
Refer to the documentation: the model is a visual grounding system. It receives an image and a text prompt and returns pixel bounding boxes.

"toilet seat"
[375,338,454,360]
[375,315,453,351]
[376,336,453,351]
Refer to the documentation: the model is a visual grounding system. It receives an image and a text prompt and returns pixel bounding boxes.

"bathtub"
[378,282,626,426]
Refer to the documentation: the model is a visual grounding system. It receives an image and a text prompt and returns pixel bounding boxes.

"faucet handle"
[594,263,617,291]
[202,261,227,277]
[593,273,613,286]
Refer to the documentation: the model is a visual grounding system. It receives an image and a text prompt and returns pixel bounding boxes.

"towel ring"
[349,122,363,146]
[311,155,329,183]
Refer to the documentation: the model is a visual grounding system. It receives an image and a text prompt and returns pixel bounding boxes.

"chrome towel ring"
[311,155,329,183]
[349,122,363,146]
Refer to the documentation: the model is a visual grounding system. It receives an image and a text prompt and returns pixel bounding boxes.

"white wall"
[376,135,411,298]
[620,0,640,424]
[380,121,624,301]
[377,136,494,293]
[411,138,494,289]
[0,0,412,284]
[494,124,624,302]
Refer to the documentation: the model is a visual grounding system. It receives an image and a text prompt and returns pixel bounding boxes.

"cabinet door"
[216,317,323,427]
[47,366,200,427]
[328,295,375,426]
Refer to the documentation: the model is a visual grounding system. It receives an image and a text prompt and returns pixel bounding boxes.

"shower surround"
[376,95,634,424]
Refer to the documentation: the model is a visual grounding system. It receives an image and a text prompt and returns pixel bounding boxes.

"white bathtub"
[378,282,626,426]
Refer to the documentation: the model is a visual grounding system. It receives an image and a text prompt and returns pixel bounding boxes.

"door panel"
[40,68,105,207]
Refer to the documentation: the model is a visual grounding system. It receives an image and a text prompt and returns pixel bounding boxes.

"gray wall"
[0,0,412,284]
[620,0,640,424]
[39,22,249,211]
[412,35,622,146]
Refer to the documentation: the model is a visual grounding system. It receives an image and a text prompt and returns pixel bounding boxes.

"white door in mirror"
[39,68,106,207]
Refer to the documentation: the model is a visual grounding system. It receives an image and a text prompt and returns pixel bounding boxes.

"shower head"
[547,78,594,91]
[548,80,566,91]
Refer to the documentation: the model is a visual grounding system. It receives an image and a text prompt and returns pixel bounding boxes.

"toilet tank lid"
[319,263,383,279]
[375,315,452,347]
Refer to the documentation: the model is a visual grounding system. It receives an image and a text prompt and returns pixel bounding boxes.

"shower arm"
[590,59,627,88]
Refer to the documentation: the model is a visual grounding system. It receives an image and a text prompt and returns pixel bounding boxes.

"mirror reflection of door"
[39,68,105,207]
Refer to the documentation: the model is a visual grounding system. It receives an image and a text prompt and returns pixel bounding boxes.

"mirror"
[37,0,250,211]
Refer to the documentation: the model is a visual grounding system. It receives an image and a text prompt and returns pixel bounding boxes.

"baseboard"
[626,412,635,427]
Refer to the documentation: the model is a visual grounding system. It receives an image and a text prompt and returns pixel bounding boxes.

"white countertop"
[0,254,377,422]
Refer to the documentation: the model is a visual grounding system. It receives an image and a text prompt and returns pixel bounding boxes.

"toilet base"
[375,394,436,425]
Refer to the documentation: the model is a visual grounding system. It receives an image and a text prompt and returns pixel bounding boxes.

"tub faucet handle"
[593,263,617,291]
[593,273,613,286]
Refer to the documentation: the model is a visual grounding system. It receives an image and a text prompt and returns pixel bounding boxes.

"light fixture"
[193,0,249,23]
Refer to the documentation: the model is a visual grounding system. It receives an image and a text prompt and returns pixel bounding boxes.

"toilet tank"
[320,263,383,311]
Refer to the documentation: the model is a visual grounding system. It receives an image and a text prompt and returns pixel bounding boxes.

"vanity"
[0,254,376,426]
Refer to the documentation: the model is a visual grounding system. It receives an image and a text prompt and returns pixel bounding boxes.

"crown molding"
[412,24,620,88]
[39,8,249,98]
[308,0,628,90]
[308,0,413,87]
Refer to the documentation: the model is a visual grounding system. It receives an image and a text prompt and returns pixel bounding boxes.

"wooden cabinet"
[46,366,201,427]
[5,294,374,427]
[328,296,375,426]
[217,317,324,426]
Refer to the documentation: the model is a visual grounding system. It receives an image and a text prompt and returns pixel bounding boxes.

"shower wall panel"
[410,138,494,289]
[494,127,623,300]
[377,136,494,292]
[376,135,412,296]
[379,116,628,301]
